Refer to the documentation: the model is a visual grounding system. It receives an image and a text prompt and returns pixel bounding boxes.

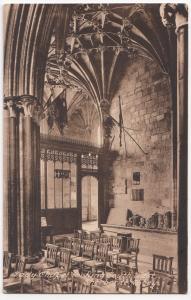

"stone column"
[76,153,82,229]
[176,8,188,295]
[18,111,24,255]
[4,97,19,254]
[98,99,113,225]
[19,95,42,259]
[3,103,10,251]
[98,153,106,225]
[160,4,188,293]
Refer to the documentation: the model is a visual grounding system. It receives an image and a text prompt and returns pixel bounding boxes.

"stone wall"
[109,55,173,220]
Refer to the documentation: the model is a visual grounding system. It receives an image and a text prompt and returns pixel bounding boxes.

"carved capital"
[160,3,188,32]
[18,95,43,124]
[4,96,19,118]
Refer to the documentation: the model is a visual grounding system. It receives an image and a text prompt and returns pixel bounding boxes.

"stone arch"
[4,4,56,98]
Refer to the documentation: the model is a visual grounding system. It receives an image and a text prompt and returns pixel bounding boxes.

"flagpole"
[119,96,128,159]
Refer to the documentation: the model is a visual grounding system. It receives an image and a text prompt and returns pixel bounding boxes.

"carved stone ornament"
[18,95,43,123]
[100,98,110,116]
[4,95,43,123]
[4,97,19,118]
[160,3,188,31]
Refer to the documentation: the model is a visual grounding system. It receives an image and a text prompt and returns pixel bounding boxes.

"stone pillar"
[18,111,24,255]
[77,153,82,229]
[176,10,188,295]
[4,95,42,259]
[98,99,113,225]
[4,97,19,254]
[160,4,188,293]
[98,153,107,225]
[19,95,42,258]
[3,104,10,251]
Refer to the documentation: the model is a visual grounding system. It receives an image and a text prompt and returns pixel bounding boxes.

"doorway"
[81,176,98,230]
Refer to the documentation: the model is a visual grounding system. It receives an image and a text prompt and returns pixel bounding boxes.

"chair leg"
[20,277,24,293]
[92,267,96,277]
[81,263,84,275]
[40,277,43,293]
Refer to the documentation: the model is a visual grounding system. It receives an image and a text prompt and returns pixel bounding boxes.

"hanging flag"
[46,91,54,132]
[54,89,67,135]
[47,89,67,135]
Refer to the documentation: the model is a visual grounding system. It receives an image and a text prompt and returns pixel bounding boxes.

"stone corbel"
[160,3,188,32]
[100,98,110,117]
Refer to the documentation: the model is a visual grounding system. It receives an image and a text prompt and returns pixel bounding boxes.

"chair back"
[54,236,72,249]
[74,230,90,240]
[152,254,174,275]
[95,243,109,263]
[126,238,139,253]
[3,251,13,278]
[62,237,72,249]
[116,271,136,293]
[100,234,111,244]
[83,231,91,240]
[69,275,94,294]
[140,273,174,294]
[15,255,26,273]
[74,229,80,238]
[89,230,101,242]
[71,238,81,256]
[110,236,122,251]
[57,247,71,273]
[46,243,59,266]
[82,240,95,259]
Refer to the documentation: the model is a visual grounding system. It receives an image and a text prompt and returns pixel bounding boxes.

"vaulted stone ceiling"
[44,3,170,118]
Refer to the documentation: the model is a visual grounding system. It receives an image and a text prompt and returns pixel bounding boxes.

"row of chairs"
[3,250,175,294]
[32,241,109,278]
[54,234,140,273]
[32,242,108,293]
[3,251,94,294]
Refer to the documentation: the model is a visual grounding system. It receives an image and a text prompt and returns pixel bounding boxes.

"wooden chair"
[117,238,140,272]
[71,240,95,273]
[54,236,72,249]
[3,251,13,279]
[107,236,122,270]
[140,254,174,294]
[152,254,174,275]
[115,270,136,293]
[74,229,89,241]
[40,248,71,293]
[100,234,111,244]
[67,275,94,294]
[31,243,59,272]
[3,255,27,293]
[70,238,82,259]
[83,243,109,279]
[89,230,101,242]
[140,273,174,294]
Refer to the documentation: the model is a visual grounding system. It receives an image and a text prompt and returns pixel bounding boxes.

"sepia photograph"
[2,1,189,295]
